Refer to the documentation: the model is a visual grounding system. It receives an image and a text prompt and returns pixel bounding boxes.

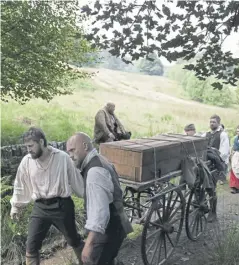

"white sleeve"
[85,167,114,234]
[219,132,230,162]
[10,158,32,214]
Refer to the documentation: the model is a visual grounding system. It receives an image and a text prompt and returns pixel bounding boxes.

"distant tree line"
[166,64,239,107]
[82,50,164,76]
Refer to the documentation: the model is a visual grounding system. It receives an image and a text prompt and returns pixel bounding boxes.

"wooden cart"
[120,163,217,265]
[100,134,217,265]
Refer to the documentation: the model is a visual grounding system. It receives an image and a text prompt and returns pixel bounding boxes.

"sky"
[80,0,239,66]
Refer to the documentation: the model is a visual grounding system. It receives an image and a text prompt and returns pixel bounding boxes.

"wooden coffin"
[100,134,208,182]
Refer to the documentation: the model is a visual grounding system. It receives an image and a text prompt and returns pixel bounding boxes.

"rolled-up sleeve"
[85,167,114,234]
[219,132,230,163]
[10,157,32,214]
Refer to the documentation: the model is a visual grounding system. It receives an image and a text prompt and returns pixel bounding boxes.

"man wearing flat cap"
[184,123,197,136]
[94,102,131,144]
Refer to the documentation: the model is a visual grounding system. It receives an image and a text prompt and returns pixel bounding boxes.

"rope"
[153,146,157,179]
[124,134,202,179]
[124,140,158,179]
[191,139,199,163]
[158,134,200,162]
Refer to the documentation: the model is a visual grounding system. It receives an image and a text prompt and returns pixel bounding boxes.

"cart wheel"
[123,187,136,222]
[141,187,185,265]
[136,189,154,222]
[185,187,211,241]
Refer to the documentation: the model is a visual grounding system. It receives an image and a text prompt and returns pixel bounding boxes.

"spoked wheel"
[135,189,155,224]
[141,186,185,265]
[185,186,211,241]
[123,187,137,222]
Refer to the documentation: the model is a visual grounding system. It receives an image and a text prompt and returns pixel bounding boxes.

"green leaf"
[211,82,223,90]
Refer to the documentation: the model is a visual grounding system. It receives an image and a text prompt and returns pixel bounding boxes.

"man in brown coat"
[94,102,130,144]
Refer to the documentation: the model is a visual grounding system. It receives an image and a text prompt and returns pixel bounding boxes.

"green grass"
[1,101,93,145]
[71,78,98,92]
[209,226,239,265]
[127,224,143,240]
[1,68,239,146]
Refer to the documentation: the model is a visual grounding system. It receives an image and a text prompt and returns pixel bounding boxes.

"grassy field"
[1,68,239,145]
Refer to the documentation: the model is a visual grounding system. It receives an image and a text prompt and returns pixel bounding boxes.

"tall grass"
[1,70,239,146]
[208,226,239,265]
[1,101,93,145]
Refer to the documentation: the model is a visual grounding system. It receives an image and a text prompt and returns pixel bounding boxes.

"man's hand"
[81,243,93,264]
[108,133,115,140]
[10,212,21,221]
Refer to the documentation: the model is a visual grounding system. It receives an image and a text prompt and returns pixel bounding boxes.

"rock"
[180,257,190,262]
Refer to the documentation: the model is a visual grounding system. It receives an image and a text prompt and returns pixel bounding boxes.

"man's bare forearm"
[85,231,100,246]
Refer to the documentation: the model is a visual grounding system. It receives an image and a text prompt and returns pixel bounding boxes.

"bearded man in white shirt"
[67,132,133,265]
[10,127,84,265]
[202,115,230,222]
[205,115,230,183]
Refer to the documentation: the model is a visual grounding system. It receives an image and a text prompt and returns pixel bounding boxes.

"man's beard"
[210,124,218,131]
[30,148,43,159]
[74,158,83,169]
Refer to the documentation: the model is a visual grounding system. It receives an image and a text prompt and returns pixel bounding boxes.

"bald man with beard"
[67,133,133,265]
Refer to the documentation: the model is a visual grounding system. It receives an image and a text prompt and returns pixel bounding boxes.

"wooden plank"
[100,146,143,166]
[114,164,136,182]
[119,170,182,192]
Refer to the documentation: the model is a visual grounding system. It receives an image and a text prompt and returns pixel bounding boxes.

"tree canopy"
[138,53,164,76]
[82,0,239,89]
[1,0,92,103]
[82,50,164,75]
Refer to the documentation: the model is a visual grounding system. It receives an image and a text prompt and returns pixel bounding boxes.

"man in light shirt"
[202,115,230,222]
[67,132,133,265]
[10,127,84,265]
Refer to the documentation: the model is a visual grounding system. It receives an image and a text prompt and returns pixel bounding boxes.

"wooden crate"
[100,134,208,182]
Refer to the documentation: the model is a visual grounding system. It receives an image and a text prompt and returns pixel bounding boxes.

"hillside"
[1,68,238,145]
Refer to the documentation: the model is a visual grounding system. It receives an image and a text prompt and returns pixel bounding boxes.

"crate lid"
[100,134,206,152]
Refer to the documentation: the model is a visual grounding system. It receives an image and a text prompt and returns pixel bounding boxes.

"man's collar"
[49,146,60,153]
[80,148,98,172]
[210,127,221,133]
[103,107,114,116]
